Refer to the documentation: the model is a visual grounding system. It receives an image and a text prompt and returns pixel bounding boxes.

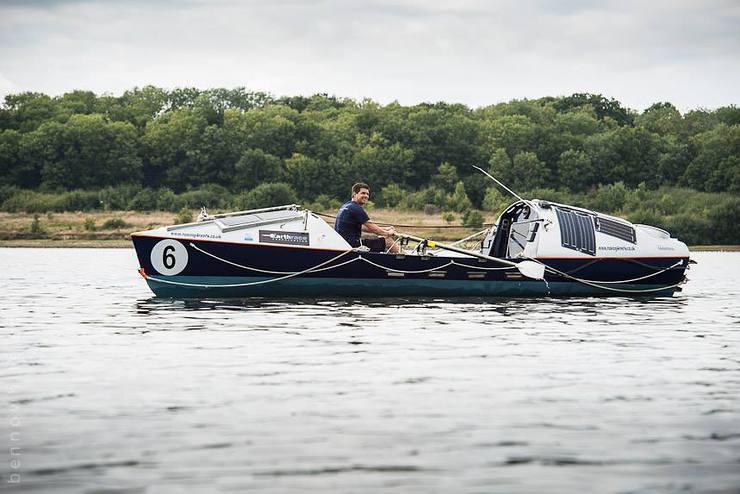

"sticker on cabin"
[150,239,188,275]
[259,230,309,246]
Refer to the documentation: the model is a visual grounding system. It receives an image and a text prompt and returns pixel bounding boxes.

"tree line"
[1,87,738,195]
[0,87,738,243]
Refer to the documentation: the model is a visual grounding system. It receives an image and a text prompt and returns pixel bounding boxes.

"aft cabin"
[484,201,541,259]
[483,199,689,260]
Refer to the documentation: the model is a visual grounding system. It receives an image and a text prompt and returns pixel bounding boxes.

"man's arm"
[363,221,395,238]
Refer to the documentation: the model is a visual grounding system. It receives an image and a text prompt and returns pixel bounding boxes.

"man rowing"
[334,182,400,253]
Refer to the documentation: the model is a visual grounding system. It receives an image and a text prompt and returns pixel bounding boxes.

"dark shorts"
[349,236,386,252]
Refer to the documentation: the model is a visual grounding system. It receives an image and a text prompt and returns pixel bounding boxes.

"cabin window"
[507,221,531,258]
[595,217,636,243]
[486,202,534,258]
[555,207,596,256]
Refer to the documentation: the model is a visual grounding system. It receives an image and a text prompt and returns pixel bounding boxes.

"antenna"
[472,165,526,203]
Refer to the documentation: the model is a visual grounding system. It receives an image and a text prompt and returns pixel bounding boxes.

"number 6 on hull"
[150,239,189,275]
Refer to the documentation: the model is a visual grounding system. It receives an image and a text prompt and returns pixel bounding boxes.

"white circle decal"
[150,239,189,275]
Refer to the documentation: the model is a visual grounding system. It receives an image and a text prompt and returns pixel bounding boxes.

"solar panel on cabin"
[595,217,636,243]
[555,207,596,256]
[219,210,303,227]
[577,213,596,254]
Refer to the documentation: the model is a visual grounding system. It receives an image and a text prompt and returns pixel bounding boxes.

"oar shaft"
[397,233,517,268]
[472,165,525,203]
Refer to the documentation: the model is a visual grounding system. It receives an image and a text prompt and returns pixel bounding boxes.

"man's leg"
[384,236,401,254]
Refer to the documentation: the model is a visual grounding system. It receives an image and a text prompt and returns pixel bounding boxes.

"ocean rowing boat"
[131,199,690,298]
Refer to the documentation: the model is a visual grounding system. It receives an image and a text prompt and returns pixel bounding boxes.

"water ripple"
[2,249,739,494]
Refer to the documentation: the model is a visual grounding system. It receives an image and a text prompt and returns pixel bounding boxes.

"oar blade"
[517,260,546,280]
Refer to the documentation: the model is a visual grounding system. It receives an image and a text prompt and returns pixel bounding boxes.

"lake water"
[1,249,739,494]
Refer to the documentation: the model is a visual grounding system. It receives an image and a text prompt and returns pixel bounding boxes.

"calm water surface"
[1,249,739,494]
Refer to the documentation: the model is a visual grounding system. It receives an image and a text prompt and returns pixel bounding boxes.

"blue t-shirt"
[335,201,369,245]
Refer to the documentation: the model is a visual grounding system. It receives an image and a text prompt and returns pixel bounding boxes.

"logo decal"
[259,230,310,246]
[598,246,636,251]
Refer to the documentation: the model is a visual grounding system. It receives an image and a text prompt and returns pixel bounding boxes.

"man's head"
[351,183,370,205]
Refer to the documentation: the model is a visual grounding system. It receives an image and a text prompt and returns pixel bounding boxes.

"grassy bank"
[686,245,740,252]
[3,185,738,246]
[0,209,487,246]
[2,209,737,251]
[0,239,131,248]
[0,210,173,241]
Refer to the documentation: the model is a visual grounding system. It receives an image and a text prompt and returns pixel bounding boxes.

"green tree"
[682,124,740,192]
[584,127,661,187]
[447,181,473,212]
[350,141,414,189]
[235,182,297,209]
[401,107,483,187]
[0,130,24,186]
[554,93,635,126]
[462,174,488,209]
[2,92,58,132]
[557,149,594,192]
[553,109,601,137]
[637,102,683,136]
[233,148,283,190]
[37,114,142,189]
[489,149,548,191]
[482,187,509,212]
[483,114,538,158]
[377,183,407,208]
[588,182,628,212]
[142,109,209,189]
[106,85,169,128]
[56,90,99,119]
[285,153,348,199]
[683,109,719,136]
[431,162,459,192]
[487,148,511,178]
[656,135,691,185]
[462,209,484,228]
[230,105,300,158]
[714,105,740,126]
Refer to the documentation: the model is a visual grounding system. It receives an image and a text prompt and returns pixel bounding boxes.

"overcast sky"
[0,0,738,112]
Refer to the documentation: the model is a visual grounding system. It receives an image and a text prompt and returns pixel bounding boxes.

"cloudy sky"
[0,0,738,112]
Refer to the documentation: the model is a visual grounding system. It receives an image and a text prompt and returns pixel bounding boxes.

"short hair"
[352,183,370,195]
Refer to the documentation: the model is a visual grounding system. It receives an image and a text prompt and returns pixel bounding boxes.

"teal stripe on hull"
[146,276,676,298]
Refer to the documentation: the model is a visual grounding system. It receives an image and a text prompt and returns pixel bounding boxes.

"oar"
[396,232,546,280]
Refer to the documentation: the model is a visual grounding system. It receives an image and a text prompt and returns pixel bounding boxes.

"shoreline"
[1,210,738,251]
[0,239,737,251]
[0,239,132,248]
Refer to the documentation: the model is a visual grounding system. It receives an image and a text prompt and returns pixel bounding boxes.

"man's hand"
[363,221,396,238]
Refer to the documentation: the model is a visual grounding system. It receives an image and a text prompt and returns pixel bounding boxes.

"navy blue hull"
[131,235,688,298]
